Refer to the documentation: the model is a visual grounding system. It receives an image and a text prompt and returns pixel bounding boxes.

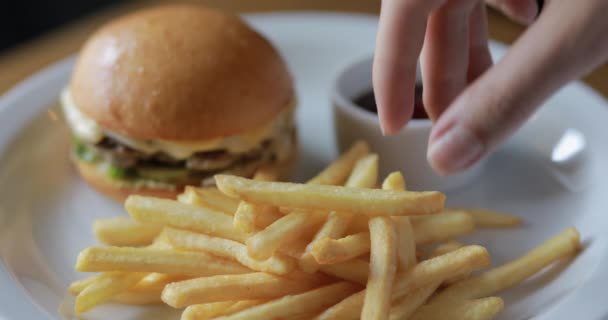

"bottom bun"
[73,144,297,203]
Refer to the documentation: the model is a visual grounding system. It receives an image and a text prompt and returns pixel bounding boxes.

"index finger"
[373,0,441,134]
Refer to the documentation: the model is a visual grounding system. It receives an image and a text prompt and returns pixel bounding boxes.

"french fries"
[181,300,265,320]
[181,301,238,320]
[300,154,379,272]
[126,196,247,242]
[312,217,470,266]
[112,290,164,305]
[246,210,324,260]
[318,258,369,285]
[93,217,162,246]
[233,201,282,233]
[315,245,491,319]
[392,245,491,299]
[163,227,295,275]
[314,289,364,320]
[432,228,580,303]
[76,246,251,276]
[459,208,523,228]
[429,240,465,258]
[178,186,240,214]
[312,232,370,264]
[233,169,282,233]
[69,274,104,295]
[362,217,398,320]
[247,150,374,262]
[307,140,370,185]
[388,283,440,320]
[412,211,475,245]
[69,140,583,320]
[162,273,324,307]
[410,297,504,320]
[75,272,145,314]
[216,175,445,216]
[214,282,361,320]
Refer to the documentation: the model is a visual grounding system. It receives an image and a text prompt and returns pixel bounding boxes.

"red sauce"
[353,85,428,119]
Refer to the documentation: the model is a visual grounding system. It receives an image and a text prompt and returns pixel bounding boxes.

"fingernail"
[427,125,484,175]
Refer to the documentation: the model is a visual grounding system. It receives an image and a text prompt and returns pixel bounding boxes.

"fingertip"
[378,110,408,136]
[427,123,484,175]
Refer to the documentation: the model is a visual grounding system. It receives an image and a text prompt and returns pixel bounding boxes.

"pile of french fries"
[70,141,581,319]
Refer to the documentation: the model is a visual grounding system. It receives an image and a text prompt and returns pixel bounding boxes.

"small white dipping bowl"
[332,57,486,191]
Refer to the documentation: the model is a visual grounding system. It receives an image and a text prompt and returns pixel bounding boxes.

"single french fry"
[428,240,465,258]
[164,227,295,275]
[74,272,146,314]
[181,301,237,319]
[317,245,491,318]
[181,300,265,320]
[112,290,164,305]
[381,171,406,192]
[109,273,189,305]
[214,282,361,320]
[343,154,379,188]
[314,290,365,320]
[307,140,370,185]
[311,232,370,264]
[362,217,398,320]
[432,228,580,303]
[136,273,189,288]
[178,186,240,215]
[233,202,258,233]
[93,216,163,246]
[383,171,416,270]
[69,274,104,295]
[458,208,523,228]
[347,215,371,233]
[301,154,379,272]
[411,297,504,320]
[69,273,185,297]
[216,175,445,216]
[426,241,468,284]
[279,237,309,259]
[126,195,247,242]
[162,272,325,307]
[76,246,251,276]
[388,282,440,320]
[246,210,324,260]
[318,259,369,285]
[412,211,475,245]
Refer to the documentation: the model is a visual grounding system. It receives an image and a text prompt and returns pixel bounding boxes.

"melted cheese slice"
[61,88,294,159]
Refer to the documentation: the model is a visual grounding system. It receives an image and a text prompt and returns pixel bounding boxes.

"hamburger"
[61,5,297,201]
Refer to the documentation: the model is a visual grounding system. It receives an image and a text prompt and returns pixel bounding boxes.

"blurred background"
[0,0,606,95]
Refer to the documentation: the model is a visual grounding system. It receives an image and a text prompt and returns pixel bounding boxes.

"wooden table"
[1,0,606,96]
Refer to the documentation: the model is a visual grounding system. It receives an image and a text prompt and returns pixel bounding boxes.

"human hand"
[373,0,608,175]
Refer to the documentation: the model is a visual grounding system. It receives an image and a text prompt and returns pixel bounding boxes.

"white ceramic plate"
[0,12,607,320]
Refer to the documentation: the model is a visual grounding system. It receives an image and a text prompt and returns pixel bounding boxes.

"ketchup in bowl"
[353,84,428,119]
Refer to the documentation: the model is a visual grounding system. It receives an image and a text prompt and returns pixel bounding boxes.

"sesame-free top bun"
[69,4,294,141]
